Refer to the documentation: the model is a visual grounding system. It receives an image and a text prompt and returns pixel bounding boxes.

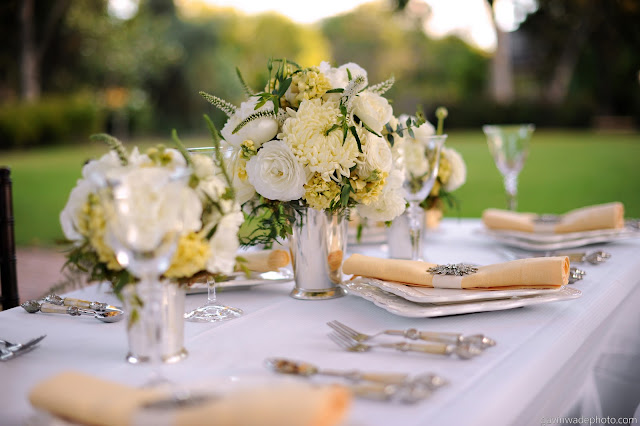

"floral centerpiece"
[59,134,243,294]
[200,59,406,297]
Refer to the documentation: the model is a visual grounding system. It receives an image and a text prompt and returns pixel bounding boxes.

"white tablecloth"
[1,219,639,426]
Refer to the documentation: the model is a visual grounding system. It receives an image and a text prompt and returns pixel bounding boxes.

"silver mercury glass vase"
[289,208,348,300]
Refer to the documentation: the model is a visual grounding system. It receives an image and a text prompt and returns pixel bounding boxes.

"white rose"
[207,210,244,275]
[246,140,307,201]
[357,186,406,222]
[357,134,392,179]
[59,179,94,241]
[106,167,202,253]
[81,151,123,188]
[352,92,393,134]
[221,97,278,148]
[442,147,467,192]
[318,61,368,89]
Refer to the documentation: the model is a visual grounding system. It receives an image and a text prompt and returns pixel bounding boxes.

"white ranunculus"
[318,61,368,89]
[221,97,278,148]
[225,149,256,205]
[59,179,94,241]
[357,134,392,179]
[207,210,244,275]
[357,186,406,222]
[352,92,393,134]
[442,147,467,192]
[107,167,202,253]
[246,140,307,201]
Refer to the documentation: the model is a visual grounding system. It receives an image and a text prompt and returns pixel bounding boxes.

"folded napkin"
[482,202,625,234]
[30,371,351,426]
[238,249,291,273]
[343,254,569,290]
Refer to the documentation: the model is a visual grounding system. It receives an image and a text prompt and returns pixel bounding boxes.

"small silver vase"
[289,208,348,300]
[123,281,187,364]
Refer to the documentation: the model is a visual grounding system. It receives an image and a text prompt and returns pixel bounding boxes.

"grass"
[1,130,639,247]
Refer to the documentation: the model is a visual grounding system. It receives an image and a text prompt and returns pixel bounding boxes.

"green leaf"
[340,182,351,208]
[170,129,194,168]
[277,77,292,97]
[361,121,381,137]
[350,126,362,153]
[326,88,344,94]
[407,127,415,139]
[90,133,128,166]
[346,68,353,81]
[387,133,394,147]
[325,124,340,136]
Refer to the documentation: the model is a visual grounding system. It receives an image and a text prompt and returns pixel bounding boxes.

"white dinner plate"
[186,270,294,294]
[341,280,581,318]
[356,277,562,304]
[479,227,640,251]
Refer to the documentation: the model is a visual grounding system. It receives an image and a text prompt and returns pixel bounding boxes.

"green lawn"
[1,130,639,247]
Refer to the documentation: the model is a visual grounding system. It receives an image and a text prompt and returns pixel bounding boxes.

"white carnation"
[191,154,217,181]
[221,97,278,148]
[352,92,393,134]
[442,147,467,192]
[246,140,307,201]
[357,134,392,179]
[59,179,94,241]
[207,210,244,275]
[318,61,368,89]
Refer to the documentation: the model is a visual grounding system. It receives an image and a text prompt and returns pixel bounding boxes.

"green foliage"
[0,95,104,149]
[239,199,305,248]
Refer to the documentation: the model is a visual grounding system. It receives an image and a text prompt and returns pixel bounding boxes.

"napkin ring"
[427,263,478,276]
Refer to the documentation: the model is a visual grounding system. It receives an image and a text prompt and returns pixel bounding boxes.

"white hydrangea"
[279,98,360,181]
[221,97,279,148]
[442,147,467,192]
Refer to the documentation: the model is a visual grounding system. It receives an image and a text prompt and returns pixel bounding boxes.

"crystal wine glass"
[399,134,447,261]
[184,146,243,322]
[483,124,535,211]
[105,166,188,387]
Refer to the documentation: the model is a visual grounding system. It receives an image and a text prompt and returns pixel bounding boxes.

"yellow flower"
[303,173,341,210]
[350,172,387,205]
[285,67,332,108]
[80,194,122,271]
[430,153,451,196]
[164,232,211,279]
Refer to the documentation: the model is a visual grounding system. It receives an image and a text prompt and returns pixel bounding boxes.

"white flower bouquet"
[60,134,243,293]
[200,58,406,245]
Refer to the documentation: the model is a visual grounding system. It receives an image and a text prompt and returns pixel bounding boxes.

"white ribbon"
[432,274,464,289]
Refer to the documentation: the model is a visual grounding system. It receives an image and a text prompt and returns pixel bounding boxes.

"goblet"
[105,166,188,387]
[483,124,535,211]
[183,146,243,322]
[399,134,447,261]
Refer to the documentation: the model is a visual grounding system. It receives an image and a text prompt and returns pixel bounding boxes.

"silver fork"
[328,320,496,349]
[329,331,481,359]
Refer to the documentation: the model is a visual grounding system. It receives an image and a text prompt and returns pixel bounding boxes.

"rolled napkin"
[343,254,569,290]
[237,249,290,273]
[482,202,625,234]
[30,371,351,426]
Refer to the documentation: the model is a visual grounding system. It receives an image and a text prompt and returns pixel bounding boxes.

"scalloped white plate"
[355,277,562,304]
[341,280,581,318]
[479,227,639,251]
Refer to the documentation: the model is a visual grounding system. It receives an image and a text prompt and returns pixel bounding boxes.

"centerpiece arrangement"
[200,59,406,298]
[60,134,242,362]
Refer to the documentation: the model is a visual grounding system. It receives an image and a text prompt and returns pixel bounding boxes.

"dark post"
[0,167,19,309]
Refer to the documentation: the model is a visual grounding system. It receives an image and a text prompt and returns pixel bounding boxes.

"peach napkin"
[30,371,351,426]
[238,249,290,273]
[482,202,624,234]
[343,254,569,290]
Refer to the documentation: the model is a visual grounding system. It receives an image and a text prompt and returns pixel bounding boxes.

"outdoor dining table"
[1,218,639,426]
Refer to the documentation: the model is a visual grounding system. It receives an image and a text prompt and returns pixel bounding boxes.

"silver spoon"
[24,302,124,323]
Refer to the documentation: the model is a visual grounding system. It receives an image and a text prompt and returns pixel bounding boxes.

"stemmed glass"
[399,134,447,261]
[105,166,188,387]
[183,146,243,323]
[483,124,535,211]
